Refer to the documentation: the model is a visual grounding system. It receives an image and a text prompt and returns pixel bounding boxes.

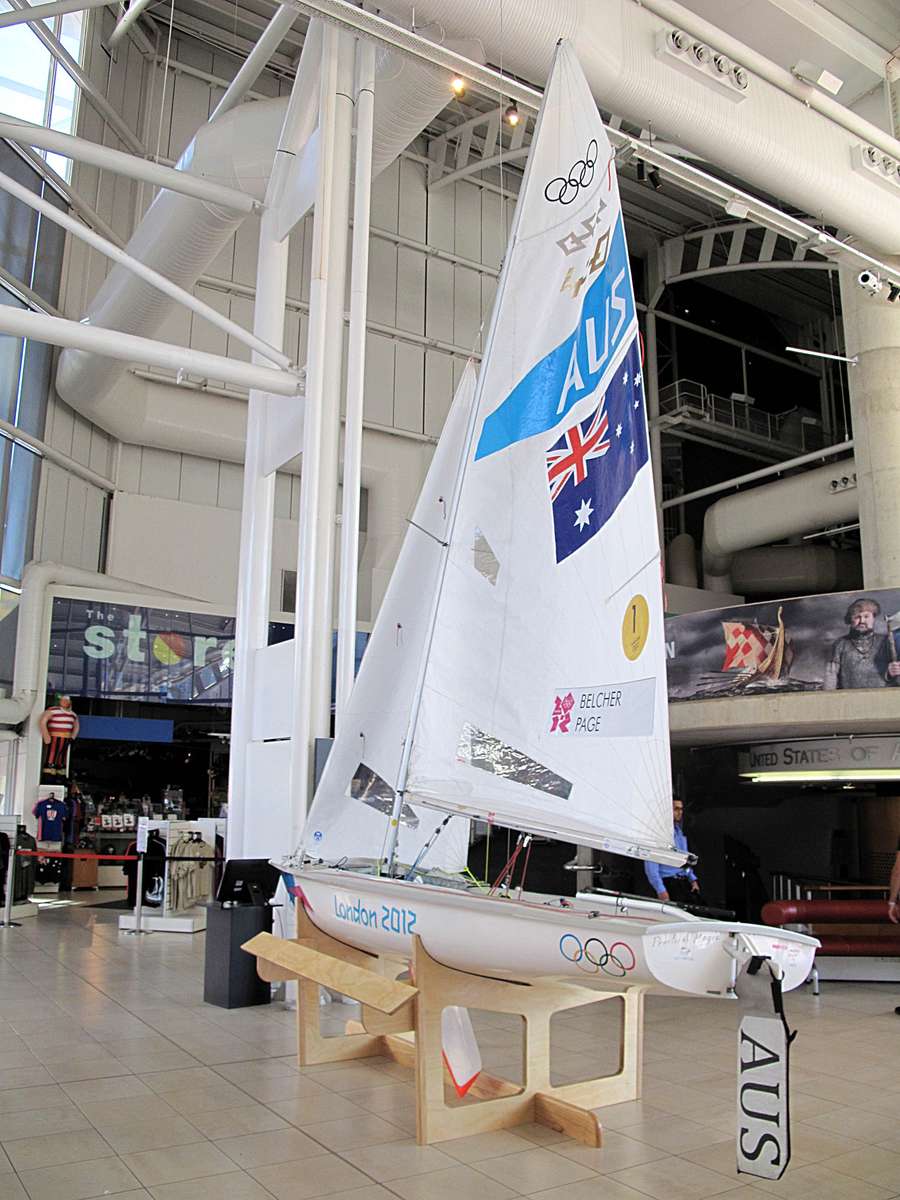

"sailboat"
[275,41,818,999]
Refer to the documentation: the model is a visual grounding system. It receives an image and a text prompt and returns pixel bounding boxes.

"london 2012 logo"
[549,692,575,733]
[545,139,599,205]
[559,933,635,977]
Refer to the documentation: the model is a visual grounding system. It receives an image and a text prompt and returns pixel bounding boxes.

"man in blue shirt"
[645,797,700,905]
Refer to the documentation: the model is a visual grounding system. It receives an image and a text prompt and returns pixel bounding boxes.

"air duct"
[55,40,478,426]
[730,544,862,597]
[702,461,859,592]
[667,532,698,588]
[373,0,900,255]
[56,0,900,455]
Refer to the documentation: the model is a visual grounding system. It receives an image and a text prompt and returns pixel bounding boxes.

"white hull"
[283,866,818,998]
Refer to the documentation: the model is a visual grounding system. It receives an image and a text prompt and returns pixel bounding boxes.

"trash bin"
[203,901,273,1008]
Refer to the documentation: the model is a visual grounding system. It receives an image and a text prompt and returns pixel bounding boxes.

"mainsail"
[403,43,682,865]
[299,366,477,870]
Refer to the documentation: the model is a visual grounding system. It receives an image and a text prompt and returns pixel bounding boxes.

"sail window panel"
[457,724,572,801]
[472,529,499,586]
[350,763,420,830]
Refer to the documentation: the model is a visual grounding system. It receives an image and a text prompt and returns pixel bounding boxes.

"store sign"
[739,736,900,775]
[665,587,900,702]
[48,598,238,705]
[47,598,368,707]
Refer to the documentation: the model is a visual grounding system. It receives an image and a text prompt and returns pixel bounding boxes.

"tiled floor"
[0,896,899,1200]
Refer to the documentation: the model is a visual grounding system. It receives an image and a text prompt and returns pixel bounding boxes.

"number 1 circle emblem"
[622,594,649,661]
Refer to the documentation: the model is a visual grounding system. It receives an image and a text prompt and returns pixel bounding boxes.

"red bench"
[762,899,900,992]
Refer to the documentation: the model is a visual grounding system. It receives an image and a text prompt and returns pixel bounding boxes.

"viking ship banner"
[664,588,900,701]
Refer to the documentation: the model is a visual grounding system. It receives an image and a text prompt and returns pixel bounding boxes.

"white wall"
[37,14,513,619]
[106,426,435,621]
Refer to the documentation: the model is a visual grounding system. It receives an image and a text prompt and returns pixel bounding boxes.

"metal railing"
[658,378,824,452]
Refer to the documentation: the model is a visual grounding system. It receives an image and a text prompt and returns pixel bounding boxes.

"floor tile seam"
[269,1116,431,1194]
[5,925,201,1046]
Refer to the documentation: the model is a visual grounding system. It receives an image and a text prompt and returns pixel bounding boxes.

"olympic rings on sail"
[544,140,599,205]
[559,932,636,978]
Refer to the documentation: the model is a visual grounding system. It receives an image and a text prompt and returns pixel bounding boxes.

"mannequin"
[38,695,79,776]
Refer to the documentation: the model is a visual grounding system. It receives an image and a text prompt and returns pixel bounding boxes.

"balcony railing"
[658,379,824,453]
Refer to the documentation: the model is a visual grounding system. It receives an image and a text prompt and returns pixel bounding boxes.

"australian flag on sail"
[546,335,648,563]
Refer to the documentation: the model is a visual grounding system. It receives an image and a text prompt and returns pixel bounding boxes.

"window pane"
[1,442,40,581]
[31,206,66,305]
[0,14,53,126]
[15,336,53,436]
[0,146,40,285]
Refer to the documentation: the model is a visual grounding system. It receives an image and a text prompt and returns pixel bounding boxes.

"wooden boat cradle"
[244,905,650,1148]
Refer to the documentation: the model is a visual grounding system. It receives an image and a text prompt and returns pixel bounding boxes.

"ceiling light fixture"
[791,59,844,96]
[504,101,520,127]
[724,198,750,219]
[450,75,466,97]
[742,768,900,784]
[784,346,858,365]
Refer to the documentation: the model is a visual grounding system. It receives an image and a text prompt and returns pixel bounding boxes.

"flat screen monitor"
[216,858,281,906]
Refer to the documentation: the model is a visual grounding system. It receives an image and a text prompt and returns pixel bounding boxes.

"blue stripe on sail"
[475,217,635,461]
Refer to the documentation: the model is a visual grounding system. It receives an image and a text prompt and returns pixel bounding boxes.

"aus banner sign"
[736,961,795,1181]
[737,1015,790,1179]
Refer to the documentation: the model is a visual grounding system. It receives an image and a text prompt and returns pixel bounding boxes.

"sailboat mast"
[383,51,562,874]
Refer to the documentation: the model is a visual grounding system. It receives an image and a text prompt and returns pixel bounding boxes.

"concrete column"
[839,268,900,589]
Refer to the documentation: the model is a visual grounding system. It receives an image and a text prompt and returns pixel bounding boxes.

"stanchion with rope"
[123,851,151,937]
[0,826,21,928]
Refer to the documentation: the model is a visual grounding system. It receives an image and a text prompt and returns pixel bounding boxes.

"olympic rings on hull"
[559,932,636,978]
[544,140,599,206]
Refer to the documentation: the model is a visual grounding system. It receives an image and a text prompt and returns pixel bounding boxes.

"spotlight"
[636,160,646,182]
[889,283,900,304]
[648,167,662,190]
[857,270,884,297]
[504,101,520,127]
[450,75,466,98]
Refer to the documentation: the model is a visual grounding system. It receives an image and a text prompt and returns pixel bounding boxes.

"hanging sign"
[665,587,900,702]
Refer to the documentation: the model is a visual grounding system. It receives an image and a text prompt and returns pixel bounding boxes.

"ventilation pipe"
[373,0,900,255]
[702,461,859,592]
[55,41,480,432]
[0,561,202,727]
[730,545,862,597]
[667,532,698,588]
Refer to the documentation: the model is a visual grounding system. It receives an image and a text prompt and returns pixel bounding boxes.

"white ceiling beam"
[765,0,889,75]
